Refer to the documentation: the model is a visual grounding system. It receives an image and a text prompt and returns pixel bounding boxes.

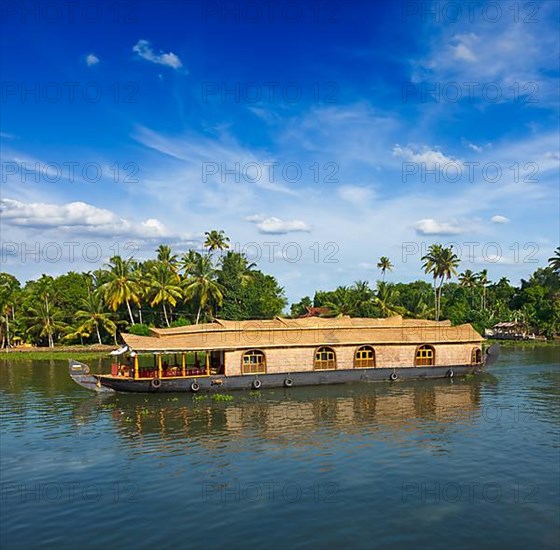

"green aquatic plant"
[211,393,233,402]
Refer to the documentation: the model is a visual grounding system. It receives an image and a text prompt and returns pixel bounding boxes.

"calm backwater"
[1,346,559,549]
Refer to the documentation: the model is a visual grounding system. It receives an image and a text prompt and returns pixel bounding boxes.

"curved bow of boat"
[484,343,501,366]
[69,360,115,393]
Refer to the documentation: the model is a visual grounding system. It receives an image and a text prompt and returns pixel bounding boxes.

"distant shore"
[0,345,113,361]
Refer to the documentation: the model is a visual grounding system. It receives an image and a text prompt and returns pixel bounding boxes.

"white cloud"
[491,215,510,224]
[85,53,99,66]
[243,214,266,223]
[451,33,478,62]
[132,40,183,69]
[337,185,375,205]
[0,198,169,239]
[467,143,482,153]
[246,216,311,235]
[413,219,464,236]
[393,144,460,170]
[411,4,560,107]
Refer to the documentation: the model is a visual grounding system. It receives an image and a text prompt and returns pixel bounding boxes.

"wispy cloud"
[132,40,183,69]
[411,2,560,107]
[245,215,311,235]
[393,144,460,170]
[413,219,465,236]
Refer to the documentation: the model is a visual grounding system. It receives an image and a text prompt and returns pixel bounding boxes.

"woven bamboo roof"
[121,316,483,352]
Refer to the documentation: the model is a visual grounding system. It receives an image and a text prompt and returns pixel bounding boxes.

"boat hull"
[71,362,484,394]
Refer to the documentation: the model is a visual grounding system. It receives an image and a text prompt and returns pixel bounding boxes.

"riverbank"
[0,345,113,361]
[487,338,560,348]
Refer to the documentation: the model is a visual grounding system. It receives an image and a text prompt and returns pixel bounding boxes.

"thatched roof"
[121,316,483,352]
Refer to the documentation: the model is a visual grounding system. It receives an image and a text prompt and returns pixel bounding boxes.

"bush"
[170,318,191,327]
[128,323,152,336]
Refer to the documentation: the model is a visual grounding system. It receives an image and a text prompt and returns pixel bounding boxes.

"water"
[1,347,559,550]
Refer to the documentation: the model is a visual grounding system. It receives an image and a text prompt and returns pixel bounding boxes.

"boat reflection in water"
[73,377,490,449]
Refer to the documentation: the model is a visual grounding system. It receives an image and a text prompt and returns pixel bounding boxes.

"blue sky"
[1,0,559,302]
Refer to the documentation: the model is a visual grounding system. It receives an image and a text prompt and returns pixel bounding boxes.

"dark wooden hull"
[70,361,484,394]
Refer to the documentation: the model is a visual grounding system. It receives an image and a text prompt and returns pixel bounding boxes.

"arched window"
[471,348,482,364]
[355,346,375,368]
[314,347,336,370]
[415,345,435,366]
[242,349,266,374]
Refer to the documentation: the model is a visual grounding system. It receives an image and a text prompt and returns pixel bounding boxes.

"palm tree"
[219,251,256,286]
[204,230,230,256]
[408,289,434,319]
[156,244,178,272]
[323,286,356,317]
[377,256,393,281]
[459,269,477,308]
[0,273,19,348]
[459,269,477,288]
[182,255,225,324]
[102,256,141,325]
[148,263,183,327]
[548,247,560,275]
[25,300,66,347]
[132,262,149,324]
[26,275,60,347]
[179,250,202,277]
[421,244,460,320]
[436,246,460,319]
[70,292,117,344]
[351,280,373,315]
[477,269,489,311]
[373,282,408,318]
[421,244,444,321]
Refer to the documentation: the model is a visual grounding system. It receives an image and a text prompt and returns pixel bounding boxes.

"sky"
[0,0,559,303]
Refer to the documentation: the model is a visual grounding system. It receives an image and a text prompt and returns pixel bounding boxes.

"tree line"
[0,236,559,347]
[293,245,560,338]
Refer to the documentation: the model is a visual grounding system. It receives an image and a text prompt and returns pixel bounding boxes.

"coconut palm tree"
[376,256,393,281]
[179,250,202,277]
[373,282,408,318]
[102,256,141,325]
[459,269,477,288]
[459,269,477,307]
[69,292,117,344]
[148,263,183,327]
[421,244,444,320]
[351,280,374,315]
[156,244,178,272]
[323,286,356,317]
[0,273,19,348]
[182,255,225,324]
[436,246,460,319]
[477,269,489,311]
[219,251,257,286]
[25,300,66,347]
[131,262,149,324]
[204,230,230,256]
[422,244,460,320]
[548,247,560,275]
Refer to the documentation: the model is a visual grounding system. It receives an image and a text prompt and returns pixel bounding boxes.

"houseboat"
[69,315,500,393]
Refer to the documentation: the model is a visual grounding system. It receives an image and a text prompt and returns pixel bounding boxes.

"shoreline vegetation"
[1,235,559,352]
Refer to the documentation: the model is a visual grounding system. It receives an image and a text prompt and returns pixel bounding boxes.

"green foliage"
[2,242,559,347]
[170,318,191,328]
[217,252,286,319]
[128,324,152,336]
